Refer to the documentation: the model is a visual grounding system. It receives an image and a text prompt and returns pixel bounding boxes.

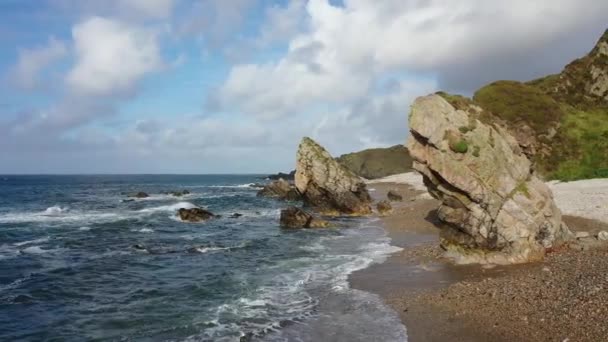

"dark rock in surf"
[129,192,149,198]
[257,179,302,201]
[279,206,329,229]
[178,208,216,223]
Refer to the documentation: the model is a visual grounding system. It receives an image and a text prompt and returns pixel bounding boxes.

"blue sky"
[0,0,606,174]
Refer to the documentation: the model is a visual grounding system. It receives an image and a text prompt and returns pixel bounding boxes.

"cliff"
[336,145,412,179]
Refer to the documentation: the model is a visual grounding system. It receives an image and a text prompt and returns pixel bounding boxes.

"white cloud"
[257,0,307,46]
[11,37,67,90]
[67,17,163,96]
[217,0,608,119]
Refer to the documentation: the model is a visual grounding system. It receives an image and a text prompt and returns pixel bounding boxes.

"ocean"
[0,175,406,341]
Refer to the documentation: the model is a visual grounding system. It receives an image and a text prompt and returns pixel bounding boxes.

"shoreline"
[350,174,608,341]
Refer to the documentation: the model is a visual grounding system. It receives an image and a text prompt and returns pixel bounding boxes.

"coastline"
[351,174,608,342]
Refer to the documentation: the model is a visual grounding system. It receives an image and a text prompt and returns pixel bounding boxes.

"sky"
[0,0,606,174]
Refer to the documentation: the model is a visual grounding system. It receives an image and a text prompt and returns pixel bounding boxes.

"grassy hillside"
[336,145,412,179]
[436,29,608,181]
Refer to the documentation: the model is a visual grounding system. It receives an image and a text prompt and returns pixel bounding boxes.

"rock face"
[256,179,301,201]
[407,94,572,264]
[177,208,216,222]
[295,137,372,215]
[554,29,608,104]
[376,200,393,216]
[279,206,329,228]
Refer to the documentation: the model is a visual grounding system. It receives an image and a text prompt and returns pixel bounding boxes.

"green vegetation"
[450,139,469,154]
[336,145,413,179]
[473,81,565,131]
[547,106,608,180]
[432,31,608,181]
[436,91,476,111]
[509,181,531,199]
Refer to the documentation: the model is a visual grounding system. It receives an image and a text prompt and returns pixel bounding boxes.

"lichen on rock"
[407,94,572,264]
[295,137,372,216]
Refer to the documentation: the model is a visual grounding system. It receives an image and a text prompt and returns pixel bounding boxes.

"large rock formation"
[336,145,412,179]
[295,137,372,215]
[407,94,572,264]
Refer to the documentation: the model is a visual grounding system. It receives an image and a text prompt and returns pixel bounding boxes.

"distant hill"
[336,145,412,179]
[437,29,608,181]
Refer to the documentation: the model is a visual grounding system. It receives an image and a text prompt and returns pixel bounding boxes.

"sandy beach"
[352,173,608,342]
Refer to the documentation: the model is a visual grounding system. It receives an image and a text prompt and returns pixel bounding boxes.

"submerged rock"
[229,213,243,219]
[387,190,403,202]
[177,208,216,223]
[129,192,149,198]
[407,94,571,264]
[295,137,372,216]
[376,200,393,216]
[169,190,190,197]
[279,206,329,229]
[256,179,301,201]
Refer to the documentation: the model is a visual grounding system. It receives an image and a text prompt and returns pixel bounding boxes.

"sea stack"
[407,94,572,264]
[295,137,372,216]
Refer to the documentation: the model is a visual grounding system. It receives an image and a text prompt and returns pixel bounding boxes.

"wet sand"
[351,181,608,342]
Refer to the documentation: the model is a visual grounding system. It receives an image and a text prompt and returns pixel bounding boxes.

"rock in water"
[177,208,216,222]
[407,94,571,264]
[387,190,403,202]
[376,200,393,216]
[295,137,372,215]
[256,179,301,201]
[279,206,329,228]
[130,192,149,198]
[267,170,296,181]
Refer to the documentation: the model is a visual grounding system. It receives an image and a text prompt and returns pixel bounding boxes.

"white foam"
[14,237,50,247]
[193,246,230,253]
[207,183,257,189]
[79,226,92,231]
[43,205,68,215]
[21,246,48,254]
[193,241,249,254]
[192,222,404,341]
[137,201,198,214]
[138,228,154,233]
[0,210,122,224]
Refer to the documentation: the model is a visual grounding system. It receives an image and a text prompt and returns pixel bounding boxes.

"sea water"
[0,175,406,341]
